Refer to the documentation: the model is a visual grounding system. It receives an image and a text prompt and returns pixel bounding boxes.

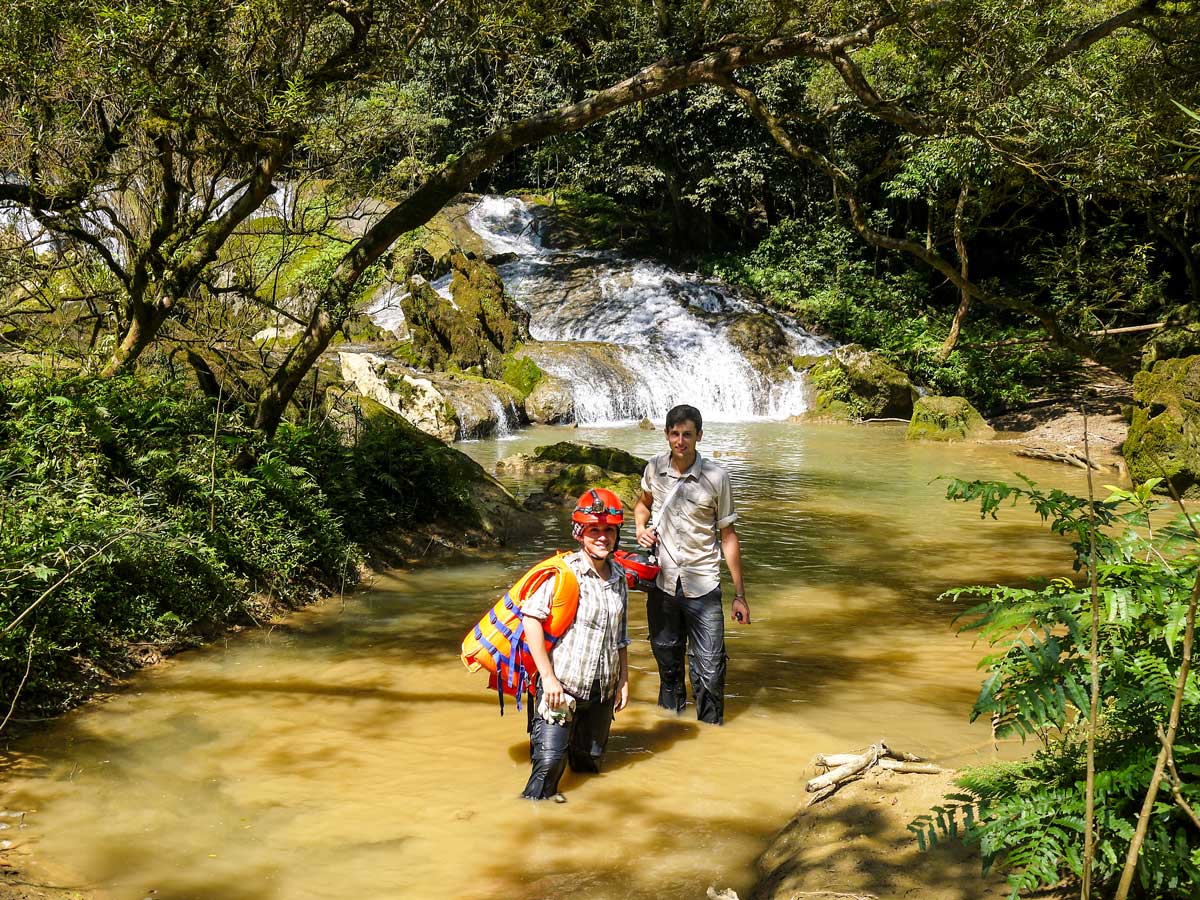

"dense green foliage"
[708,215,1077,411]
[911,477,1199,897]
[0,369,472,716]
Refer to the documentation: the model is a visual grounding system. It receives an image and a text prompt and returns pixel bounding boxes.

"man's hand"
[636,524,658,549]
[614,675,630,712]
[731,595,751,625]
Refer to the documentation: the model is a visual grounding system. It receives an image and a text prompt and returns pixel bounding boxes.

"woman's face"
[580,523,619,558]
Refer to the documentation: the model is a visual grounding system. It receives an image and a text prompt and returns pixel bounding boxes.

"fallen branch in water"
[806,741,943,805]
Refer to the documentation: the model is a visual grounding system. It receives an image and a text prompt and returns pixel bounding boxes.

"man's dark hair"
[665,404,702,433]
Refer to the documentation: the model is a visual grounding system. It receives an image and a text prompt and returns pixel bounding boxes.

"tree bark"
[937,183,971,360]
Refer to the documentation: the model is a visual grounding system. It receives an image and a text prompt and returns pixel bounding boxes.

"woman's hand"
[541,674,566,710]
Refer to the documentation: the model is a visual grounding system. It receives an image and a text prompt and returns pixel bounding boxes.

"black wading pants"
[646,582,726,725]
[522,679,614,800]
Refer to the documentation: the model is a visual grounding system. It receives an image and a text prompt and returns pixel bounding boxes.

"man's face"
[665,420,701,462]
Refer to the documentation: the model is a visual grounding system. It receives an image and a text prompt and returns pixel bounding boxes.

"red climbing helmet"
[572,488,624,527]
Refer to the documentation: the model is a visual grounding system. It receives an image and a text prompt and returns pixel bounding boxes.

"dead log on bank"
[806,742,944,805]
[1015,446,1104,470]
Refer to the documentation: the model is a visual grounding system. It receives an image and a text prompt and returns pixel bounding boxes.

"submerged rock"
[1125,354,1200,496]
[906,396,994,442]
[545,464,644,511]
[805,345,917,421]
[498,442,648,510]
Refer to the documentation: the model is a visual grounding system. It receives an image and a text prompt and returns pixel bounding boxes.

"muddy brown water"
[1,423,1107,899]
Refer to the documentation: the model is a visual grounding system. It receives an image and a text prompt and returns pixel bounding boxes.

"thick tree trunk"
[101,302,169,378]
[96,150,290,378]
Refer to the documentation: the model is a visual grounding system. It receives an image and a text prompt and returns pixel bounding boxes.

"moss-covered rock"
[906,395,995,442]
[544,464,644,511]
[1126,355,1200,496]
[348,396,538,542]
[1141,322,1200,371]
[534,442,647,475]
[401,277,492,374]
[500,353,544,400]
[806,345,917,421]
[727,313,793,377]
[447,251,530,358]
[400,254,530,378]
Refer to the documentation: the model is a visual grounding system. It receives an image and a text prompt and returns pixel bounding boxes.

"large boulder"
[525,374,576,424]
[726,313,793,377]
[806,345,917,421]
[340,351,458,442]
[427,373,526,439]
[1125,354,1200,496]
[338,351,523,441]
[400,253,529,377]
[906,395,995,442]
[346,397,538,545]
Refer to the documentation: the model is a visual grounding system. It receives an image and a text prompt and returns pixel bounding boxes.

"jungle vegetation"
[2,2,1200,895]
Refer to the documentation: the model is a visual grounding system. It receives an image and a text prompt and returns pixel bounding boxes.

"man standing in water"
[635,404,749,725]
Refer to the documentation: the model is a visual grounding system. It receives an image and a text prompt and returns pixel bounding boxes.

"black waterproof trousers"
[646,582,726,725]
[521,679,615,800]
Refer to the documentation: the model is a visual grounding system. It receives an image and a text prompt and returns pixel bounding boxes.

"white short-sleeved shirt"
[641,451,737,596]
[522,551,629,700]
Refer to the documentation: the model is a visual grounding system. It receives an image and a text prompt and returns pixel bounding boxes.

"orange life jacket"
[460,552,580,713]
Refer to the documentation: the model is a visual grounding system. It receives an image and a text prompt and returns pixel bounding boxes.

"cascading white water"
[463,196,831,424]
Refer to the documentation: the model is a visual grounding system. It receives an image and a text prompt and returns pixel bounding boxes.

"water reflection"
[1,423,1102,899]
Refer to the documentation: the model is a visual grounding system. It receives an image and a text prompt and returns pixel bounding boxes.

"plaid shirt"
[522,550,630,701]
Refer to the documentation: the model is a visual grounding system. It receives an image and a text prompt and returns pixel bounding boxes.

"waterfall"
[462,196,831,424]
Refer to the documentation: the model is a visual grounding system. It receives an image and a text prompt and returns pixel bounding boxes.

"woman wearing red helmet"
[520,487,631,801]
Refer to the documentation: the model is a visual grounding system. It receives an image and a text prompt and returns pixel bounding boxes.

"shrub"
[911,477,1200,898]
[0,369,475,716]
[706,216,1079,412]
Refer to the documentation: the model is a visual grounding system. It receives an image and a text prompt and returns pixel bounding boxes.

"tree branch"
[1004,1,1162,100]
[715,75,1091,357]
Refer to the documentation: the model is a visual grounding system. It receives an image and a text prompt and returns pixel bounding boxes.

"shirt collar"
[568,549,623,585]
[658,450,703,480]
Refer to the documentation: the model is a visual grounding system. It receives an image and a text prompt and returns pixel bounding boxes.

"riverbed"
[1,422,1101,899]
